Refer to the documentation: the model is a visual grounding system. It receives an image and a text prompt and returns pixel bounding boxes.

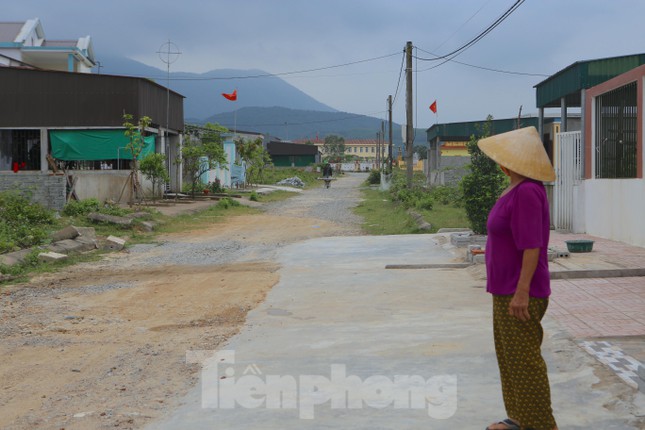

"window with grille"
[0,130,41,171]
[594,81,638,178]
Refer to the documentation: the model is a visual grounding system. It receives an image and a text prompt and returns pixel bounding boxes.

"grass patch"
[354,188,421,235]
[355,187,468,235]
[254,190,300,203]
[415,204,469,232]
[155,203,258,235]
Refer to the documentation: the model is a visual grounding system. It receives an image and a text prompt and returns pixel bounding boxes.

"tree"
[460,115,507,234]
[236,137,271,186]
[139,153,170,202]
[321,135,346,163]
[122,113,152,205]
[413,144,428,160]
[182,122,228,198]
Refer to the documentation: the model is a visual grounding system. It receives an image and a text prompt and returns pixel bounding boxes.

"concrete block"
[103,235,126,251]
[437,228,471,233]
[38,252,68,263]
[87,212,133,227]
[0,248,33,266]
[48,239,85,254]
[126,211,152,219]
[75,226,97,239]
[473,254,486,264]
[138,221,156,232]
[450,233,472,247]
[74,236,98,251]
[51,225,80,242]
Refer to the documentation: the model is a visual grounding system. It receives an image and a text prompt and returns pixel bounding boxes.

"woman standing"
[477,127,559,430]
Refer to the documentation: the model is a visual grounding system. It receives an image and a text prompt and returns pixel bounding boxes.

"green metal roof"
[426,117,540,143]
[535,53,645,109]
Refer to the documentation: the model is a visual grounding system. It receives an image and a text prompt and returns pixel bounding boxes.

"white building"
[0,18,95,73]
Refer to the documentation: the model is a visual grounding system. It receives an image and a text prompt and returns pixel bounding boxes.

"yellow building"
[300,138,390,162]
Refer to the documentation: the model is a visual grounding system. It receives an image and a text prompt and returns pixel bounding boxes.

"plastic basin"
[565,239,594,253]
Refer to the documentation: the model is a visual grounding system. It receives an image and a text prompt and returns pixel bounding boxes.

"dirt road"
[0,174,365,429]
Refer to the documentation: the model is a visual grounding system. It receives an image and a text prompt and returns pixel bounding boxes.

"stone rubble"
[276,177,305,188]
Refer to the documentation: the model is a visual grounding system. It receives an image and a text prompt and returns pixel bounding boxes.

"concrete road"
[148,233,642,429]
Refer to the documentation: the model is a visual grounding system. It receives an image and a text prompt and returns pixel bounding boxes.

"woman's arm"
[509,247,540,321]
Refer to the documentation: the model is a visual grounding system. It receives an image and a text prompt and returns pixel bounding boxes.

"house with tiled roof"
[0,18,95,72]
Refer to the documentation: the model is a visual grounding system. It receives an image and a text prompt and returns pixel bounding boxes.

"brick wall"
[0,172,66,211]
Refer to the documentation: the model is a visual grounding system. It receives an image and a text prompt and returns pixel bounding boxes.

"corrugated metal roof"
[535,53,645,108]
[426,117,540,143]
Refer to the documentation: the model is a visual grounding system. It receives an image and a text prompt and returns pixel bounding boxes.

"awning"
[50,129,155,161]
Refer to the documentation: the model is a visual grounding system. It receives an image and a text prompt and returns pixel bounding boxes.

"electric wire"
[391,49,406,106]
[145,52,401,81]
[432,0,494,53]
[187,110,387,130]
[414,47,549,77]
[413,0,525,62]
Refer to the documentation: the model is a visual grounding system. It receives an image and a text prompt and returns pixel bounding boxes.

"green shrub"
[62,198,101,217]
[217,197,241,209]
[366,170,381,185]
[63,198,132,218]
[460,116,507,234]
[98,202,130,217]
[429,185,463,206]
[415,195,434,210]
[208,179,223,193]
[249,191,259,202]
[0,191,55,253]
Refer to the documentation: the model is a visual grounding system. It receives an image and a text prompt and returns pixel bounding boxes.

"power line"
[391,49,406,106]
[413,48,549,77]
[143,52,401,81]
[431,0,494,53]
[188,110,387,129]
[414,0,525,63]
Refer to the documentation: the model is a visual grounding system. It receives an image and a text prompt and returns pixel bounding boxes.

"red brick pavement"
[547,232,645,338]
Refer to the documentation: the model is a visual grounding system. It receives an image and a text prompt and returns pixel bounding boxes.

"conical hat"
[477,126,556,182]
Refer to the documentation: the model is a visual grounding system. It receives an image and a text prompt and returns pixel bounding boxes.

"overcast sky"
[7,1,645,126]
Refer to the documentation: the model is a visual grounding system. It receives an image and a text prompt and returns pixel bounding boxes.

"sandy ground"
[0,210,356,430]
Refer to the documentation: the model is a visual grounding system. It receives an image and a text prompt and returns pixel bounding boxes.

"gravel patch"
[262,172,365,232]
[131,240,278,267]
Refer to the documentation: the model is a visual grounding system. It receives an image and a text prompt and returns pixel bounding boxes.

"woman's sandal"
[485,418,520,430]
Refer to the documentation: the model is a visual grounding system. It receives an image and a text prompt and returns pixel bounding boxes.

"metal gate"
[553,131,583,231]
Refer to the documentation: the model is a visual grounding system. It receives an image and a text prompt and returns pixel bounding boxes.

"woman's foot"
[486,418,520,430]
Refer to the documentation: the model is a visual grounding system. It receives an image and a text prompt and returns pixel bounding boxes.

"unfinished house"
[0,67,185,210]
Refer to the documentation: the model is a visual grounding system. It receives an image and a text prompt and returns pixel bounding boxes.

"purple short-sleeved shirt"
[485,179,551,298]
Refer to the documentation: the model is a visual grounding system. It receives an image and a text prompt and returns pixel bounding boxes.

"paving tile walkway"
[544,232,645,391]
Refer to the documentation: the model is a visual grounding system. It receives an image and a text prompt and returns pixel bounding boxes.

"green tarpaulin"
[50,129,156,161]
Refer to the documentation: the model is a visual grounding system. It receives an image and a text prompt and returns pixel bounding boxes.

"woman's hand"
[510,247,540,321]
[509,289,530,321]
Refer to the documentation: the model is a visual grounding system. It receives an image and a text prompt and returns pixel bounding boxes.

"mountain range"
[98,55,416,147]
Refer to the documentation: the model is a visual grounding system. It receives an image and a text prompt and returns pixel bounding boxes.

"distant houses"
[426,53,645,247]
[0,19,184,209]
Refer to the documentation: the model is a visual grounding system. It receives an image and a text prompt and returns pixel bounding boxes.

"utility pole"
[376,131,381,168]
[380,120,385,171]
[405,41,414,187]
[388,95,393,172]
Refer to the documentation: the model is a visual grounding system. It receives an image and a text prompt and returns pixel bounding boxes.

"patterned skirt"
[492,295,557,430]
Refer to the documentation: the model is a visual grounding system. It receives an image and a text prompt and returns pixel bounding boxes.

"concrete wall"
[72,171,155,204]
[583,179,645,247]
[427,156,470,186]
[0,171,66,211]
